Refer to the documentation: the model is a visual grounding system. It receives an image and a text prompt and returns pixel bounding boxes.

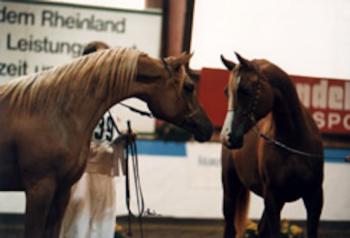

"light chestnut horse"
[0,48,213,238]
[220,53,324,238]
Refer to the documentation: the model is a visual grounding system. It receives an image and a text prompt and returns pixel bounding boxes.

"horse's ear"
[82,41,109,55]
[235,52,254,70]
[137,54,164,79]
[220,55,236,70]
[171,52,193,70]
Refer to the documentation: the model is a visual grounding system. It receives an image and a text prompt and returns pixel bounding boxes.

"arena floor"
[117,217,350,238]
[1,215,349,238]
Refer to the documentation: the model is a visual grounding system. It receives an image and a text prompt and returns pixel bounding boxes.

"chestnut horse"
[0,48,213,238]
[220,53,324,238]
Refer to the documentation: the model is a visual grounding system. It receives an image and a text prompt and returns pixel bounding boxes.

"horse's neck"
[71,78,136,139]
[75,98,119,136]
[59,48,140,137]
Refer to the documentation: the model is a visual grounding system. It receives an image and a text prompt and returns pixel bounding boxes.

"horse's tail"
[234,185,250,237]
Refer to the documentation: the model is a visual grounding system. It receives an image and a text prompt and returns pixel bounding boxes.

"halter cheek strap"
[161,58,172,77]
[239,79,262,118]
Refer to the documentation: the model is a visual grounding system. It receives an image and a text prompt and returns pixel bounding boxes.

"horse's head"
[220,53,273,149]
[135,52,213,142]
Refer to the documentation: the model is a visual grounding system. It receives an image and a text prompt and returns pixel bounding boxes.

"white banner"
[0,0,162,132]
[1,142,350,220]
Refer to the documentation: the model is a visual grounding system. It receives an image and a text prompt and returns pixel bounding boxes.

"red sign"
[198,68,350,134]
[198,68,229,128]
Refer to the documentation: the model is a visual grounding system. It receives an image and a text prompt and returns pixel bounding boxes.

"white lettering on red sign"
[296,80,350,111]
[345,82,350,110]
[344,114,350,130]
[295,80,350,133]
[329,86,343,110]
[328,113,341,129]
[313,112,326,129]
[295,83,311,107]
[311,80,328,109]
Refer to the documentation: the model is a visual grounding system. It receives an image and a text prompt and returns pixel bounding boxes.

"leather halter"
[239,79,262,119]
[231,67,262,123]
[161,58,172,77]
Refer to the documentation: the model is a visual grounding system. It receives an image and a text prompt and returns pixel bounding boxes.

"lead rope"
[250,114,323,158]
[120,102,153,118]
[125,120,145,238]
[107,112,145,237]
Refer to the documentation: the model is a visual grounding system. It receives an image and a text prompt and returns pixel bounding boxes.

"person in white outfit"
[60,42,126,238]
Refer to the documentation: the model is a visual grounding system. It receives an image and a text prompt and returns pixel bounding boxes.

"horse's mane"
[253,59,302,112]
[0,47,141,113]
[255,59,312,139]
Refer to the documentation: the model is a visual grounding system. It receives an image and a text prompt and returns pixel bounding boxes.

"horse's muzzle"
[194,130,212,142]
[193,120,213,142]
[183,116,213,142]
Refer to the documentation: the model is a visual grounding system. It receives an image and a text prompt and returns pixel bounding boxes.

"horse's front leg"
[222,170,237,238]
[24,176,56,238]
[221,146,249,238]
[259,190,284,238]
[45,187,71,238]
[303,186,323,238]
[258,208,268,236]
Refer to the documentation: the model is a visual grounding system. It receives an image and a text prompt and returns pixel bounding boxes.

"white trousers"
[60,173,116,238]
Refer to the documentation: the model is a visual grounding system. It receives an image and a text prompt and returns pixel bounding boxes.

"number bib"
[92,113,119,145]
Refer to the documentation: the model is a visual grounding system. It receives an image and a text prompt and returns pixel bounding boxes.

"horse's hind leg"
[221,146,248,238]
[302,186,323,238]
[24,176,56,238]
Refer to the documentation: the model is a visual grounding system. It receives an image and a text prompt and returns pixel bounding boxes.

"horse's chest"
[233,151,262,191]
